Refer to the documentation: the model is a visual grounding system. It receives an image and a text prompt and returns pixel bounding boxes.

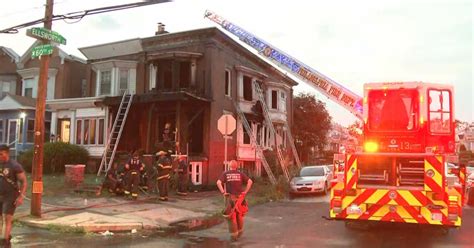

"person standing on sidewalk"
[156,150,172,201]
[0,145,27,246]
[124,151,145,200]
[176,155,188,196]
[216,160,253,242]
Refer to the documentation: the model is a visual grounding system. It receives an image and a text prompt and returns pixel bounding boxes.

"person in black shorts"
[0,145,27,246]
[217,160,253,242]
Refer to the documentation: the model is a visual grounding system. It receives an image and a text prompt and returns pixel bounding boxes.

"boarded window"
[243,75,252,101]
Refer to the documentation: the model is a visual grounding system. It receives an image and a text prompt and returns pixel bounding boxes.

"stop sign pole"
[217,114,236,170]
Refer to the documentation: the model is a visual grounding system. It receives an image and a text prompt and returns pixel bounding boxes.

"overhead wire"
[0,0,171,34]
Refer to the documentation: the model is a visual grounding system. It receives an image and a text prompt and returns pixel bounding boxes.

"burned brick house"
[76,25,297,186]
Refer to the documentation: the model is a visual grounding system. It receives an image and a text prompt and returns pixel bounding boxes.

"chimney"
[155,22,168,35]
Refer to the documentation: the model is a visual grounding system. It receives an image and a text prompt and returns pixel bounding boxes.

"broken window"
[243,75,252,101]
[271,90,278,109]
[178,61,191,88]
[225,69,231,97]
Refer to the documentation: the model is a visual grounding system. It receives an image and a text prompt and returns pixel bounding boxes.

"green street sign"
[26,27,66,45]
[31,44,54,58]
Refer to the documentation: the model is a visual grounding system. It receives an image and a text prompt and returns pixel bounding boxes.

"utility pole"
[31,0,54,217]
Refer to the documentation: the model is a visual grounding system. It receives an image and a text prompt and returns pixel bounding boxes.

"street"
[11,194,474,248]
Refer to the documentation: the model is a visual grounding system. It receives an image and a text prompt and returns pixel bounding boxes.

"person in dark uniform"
[124,151,145,200]
[96,163,123,196]
[156,150,172,201]
[0,145,27,246]
[176,155,189,196]
[217,160,253,242]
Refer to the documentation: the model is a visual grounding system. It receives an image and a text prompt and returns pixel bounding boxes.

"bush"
[18,142,89,174]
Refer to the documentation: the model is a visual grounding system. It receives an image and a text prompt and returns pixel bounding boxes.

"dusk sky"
[0,0,472,126]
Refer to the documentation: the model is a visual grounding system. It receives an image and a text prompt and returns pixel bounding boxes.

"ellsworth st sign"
[26,27,66,45]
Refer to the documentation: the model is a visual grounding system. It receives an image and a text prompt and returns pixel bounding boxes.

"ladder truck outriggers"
[205,10,465,227]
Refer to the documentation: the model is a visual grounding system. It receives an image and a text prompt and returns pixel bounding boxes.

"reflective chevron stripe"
[424,156,444,192]
[345,155,357,190]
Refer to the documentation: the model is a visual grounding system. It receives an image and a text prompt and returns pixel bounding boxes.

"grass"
[247,176,289,206]
[24,173,102,197]
[45,223,86,234]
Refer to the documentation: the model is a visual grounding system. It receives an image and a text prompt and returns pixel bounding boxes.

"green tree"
[292,93,332,163]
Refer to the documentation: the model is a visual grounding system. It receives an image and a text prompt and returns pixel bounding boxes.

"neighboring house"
[75,24,297,186]
[0,42,87,155]
[457,122,474,152]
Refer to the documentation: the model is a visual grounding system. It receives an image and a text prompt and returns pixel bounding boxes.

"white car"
[289,165,333,197]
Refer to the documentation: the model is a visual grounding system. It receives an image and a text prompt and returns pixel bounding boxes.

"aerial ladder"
[204,10,363,120]
[205,10,465,228]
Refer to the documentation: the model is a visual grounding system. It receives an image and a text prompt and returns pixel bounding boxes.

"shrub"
[18,142,89,174]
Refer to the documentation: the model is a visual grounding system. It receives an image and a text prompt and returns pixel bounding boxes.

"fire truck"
[204,11,465,227]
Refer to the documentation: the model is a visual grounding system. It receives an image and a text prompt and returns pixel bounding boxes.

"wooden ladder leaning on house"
[232,100,277,185]
[253,81,290,181]
[97,90,134,176]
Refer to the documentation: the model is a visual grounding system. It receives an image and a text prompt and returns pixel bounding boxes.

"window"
[0,120,4,143]
[271,90,278,109]
[1,82,11,97]
[189,161,202,185]
[98,119,105,145]
[225,69,231,97]
[243,75,252,101]
[27,119,35,143]
[81,79,87,97]
[243,123,250,144]
[75,118,105,145]
[99,70,112,95]
[119,69,128,94]
[280,91,287,112]
[76,120,82,145]
[368,89,418,131]
[178,61,191,88]
[429,90,451,134]
[23,78,34,98]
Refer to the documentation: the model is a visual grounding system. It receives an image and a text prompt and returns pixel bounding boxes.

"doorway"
[57,119,71,143]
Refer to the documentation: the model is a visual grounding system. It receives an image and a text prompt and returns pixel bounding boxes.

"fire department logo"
[390,139,397,145]
[389,205,397,213]
[389,191,397,200]
[2,168,9,176]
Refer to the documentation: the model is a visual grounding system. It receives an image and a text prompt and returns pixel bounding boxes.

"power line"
[0,0,171,34]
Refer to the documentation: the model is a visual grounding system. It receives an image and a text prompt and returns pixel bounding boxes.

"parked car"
[289,165,333,197]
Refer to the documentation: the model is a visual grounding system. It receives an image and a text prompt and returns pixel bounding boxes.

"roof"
[0,46,19,62]
[5,93,36,107]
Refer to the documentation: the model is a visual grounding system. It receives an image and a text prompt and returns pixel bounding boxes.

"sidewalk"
[16,190,224,233]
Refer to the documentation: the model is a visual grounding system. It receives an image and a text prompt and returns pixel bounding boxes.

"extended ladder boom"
[204,10,363,120]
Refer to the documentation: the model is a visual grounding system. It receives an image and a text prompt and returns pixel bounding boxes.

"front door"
[57,119,71,143]
[7,119,17,145]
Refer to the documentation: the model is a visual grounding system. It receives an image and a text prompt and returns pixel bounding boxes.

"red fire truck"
[204,11,465,227]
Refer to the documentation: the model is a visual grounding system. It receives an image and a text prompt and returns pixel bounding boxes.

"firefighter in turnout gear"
[156,150,172,201]
[124,151,145,200]
[217,160,253,242]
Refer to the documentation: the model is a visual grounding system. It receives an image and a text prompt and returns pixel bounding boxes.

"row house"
[0,25,298,186]
[75,25,297,185]
[0,42,87,156]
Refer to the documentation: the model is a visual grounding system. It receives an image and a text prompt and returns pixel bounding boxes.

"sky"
[0,0,472,127]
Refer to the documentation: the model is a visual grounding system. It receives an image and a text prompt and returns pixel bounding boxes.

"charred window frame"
[243,75,253,101]
[225,69,231,97]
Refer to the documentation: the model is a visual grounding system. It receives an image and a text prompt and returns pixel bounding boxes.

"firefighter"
[96,162,124,196]
[216,160,253,242]
[124,151,145,200]
[176,155,188,196]
[156,150,172,201]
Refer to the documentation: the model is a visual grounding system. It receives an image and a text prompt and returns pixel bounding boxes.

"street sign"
[218,114,236,135]
[31,44,54,59]
[26,27,67,45]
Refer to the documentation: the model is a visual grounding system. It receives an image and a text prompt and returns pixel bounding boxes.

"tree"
[292,93,332,163]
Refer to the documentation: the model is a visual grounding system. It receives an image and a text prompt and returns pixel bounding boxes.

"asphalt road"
[10,194,474,248]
